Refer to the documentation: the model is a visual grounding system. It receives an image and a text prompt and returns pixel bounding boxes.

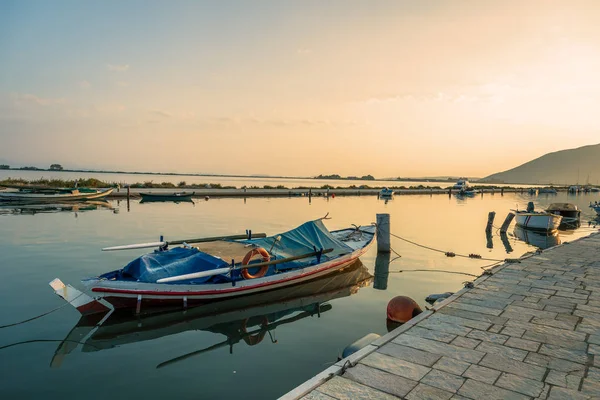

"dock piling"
[485,211,496,233]
[373,252,390,290]
[500,212,515,233]
[376,213,390,253]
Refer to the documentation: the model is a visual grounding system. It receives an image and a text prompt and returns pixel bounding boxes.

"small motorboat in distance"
[379,188,394,197]
[452,178,470,190]
[513,202,562,232]
[140,191,195,202]
[49,218,376,315]
[546,203,581,228]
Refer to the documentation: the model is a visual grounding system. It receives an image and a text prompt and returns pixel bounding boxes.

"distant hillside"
[481,143,600,185]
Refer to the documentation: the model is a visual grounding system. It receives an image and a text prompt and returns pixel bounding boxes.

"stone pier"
[281,232,600,400]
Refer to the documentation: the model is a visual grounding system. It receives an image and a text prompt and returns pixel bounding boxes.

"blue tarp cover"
[122,247,229,283]
[241,220,354,269]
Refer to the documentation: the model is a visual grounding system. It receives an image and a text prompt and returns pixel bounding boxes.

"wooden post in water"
[500,213,515,233]
[485,211,496,234]
[127,185,130,212]
[374,251,390,290]
[376,213,391,253]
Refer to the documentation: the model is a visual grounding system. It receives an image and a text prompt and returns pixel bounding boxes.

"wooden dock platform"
[281,231,600,400]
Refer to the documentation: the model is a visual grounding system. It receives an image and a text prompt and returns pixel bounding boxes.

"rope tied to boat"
[0,292,84,329]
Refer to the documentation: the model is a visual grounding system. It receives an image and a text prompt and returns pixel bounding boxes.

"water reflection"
[513,226,561,250]
[0,200,114,216]
[50,261,372,368]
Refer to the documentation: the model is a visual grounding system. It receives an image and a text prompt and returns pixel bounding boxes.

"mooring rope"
[390,269,479,277]
[0,292,84,329]
[0,338,100,351]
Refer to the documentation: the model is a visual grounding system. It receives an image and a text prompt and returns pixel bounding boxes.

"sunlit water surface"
[0,192,598,399]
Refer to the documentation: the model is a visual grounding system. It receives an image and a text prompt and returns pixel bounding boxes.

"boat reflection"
[513,226,561,250]
[51,260,373,368]
[0,200,115,216]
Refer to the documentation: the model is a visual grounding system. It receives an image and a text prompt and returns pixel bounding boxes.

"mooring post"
[485,211,496,233]
[376,213,391,253]
[500,212,515,233]
[501,187,504,196]
[127,185,130,200]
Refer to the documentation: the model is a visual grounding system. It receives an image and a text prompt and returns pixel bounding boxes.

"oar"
[101,233,267,251]
[156,248,334,283]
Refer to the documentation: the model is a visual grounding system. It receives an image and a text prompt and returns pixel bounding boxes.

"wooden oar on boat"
[101,233,267,251]
[156,248,334,283]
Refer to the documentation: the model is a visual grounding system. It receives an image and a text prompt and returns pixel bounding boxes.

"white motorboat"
[379,188,394,197]
[513,202,562,232]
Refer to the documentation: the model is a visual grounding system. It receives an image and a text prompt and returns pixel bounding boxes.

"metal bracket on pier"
[136,294,142,315]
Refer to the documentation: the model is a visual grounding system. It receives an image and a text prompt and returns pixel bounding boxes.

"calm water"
[0,170,541,189]
[0,191,598,399]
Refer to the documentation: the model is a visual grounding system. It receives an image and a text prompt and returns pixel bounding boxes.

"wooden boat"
[49,261,372,367]
[545,203,581,228]
[139,191,195,202]
[513,202,562,231]
[591,202,600,216]
[0,188,113,203]
[0,200,114,215]
[49,219,376,315]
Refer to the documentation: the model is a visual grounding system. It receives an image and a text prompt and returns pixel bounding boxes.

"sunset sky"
[1,1,600,178]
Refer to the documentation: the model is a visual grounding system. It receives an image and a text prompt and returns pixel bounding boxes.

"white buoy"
[376,213,390,253]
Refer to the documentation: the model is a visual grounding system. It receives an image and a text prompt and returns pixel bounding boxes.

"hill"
[481,143,600,185]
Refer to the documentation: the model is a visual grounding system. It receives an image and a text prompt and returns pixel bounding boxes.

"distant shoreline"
[0,167,467,184]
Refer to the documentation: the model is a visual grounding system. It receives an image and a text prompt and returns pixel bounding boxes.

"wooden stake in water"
[485,211,496,234]
[500,212,515,233]
[376,213,390,253]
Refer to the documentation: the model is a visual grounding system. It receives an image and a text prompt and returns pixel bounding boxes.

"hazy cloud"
[116,81,130,87]
[107,64,130,72]
[13,93,66,106]
[150,109,173,118]
[78,80,91,89]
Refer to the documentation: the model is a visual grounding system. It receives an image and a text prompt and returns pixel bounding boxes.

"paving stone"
[446,302,504,316]
[499,310,534,322]
[544,305,575,314]
[475,341,528,361]
[406,326,457,343]
[466,329,508,344]
[393,334,485,364]
[406,383,453,400]
[317,376,399,400]
[459,297,512,310]
[418,319,473,336]
[343,363,418,398]
[432,357,471,376]
[432,312,495,331]
[487,324,503,333]
[377,342,442,367]
[500,326,525,337]
[529,287,557,295]
[505,337,541,352]
[479,354,546,380]
[586,366,600,381]
[531,316,577,330]
[457,379,529,400]
[436,308,506,326]
[524,352,586,375]
[545,370,582,389]
[555,313,580,323]
[450,396,470,400]
[451,336,480,349]
[421,369,465,393]
[539,343,590,364]
[301,390,338,400]
[504,305,558,319]
[548,386,592,400]
[361,352,431,381]
[588,334,600,345]
[582,379,600,397]
[462,364,501,384]
[496,372,545,397]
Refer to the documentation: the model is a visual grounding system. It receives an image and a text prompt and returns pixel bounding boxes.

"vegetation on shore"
[0,177,481,191]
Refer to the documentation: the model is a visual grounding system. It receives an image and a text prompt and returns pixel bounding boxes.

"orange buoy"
[241,247,270,279]
[386,296,422,323]
[331,193,335,198]
[241,316,269,346]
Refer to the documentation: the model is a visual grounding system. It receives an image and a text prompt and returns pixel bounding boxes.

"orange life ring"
[241,247,270,279]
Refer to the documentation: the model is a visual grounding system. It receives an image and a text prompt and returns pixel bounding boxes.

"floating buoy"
[205,196,209,201]
[332,193,335,198]
[386,296,422,323]
[340,333,381,359]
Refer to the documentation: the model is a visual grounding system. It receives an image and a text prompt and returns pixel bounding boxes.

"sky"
[1,0,600,178]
